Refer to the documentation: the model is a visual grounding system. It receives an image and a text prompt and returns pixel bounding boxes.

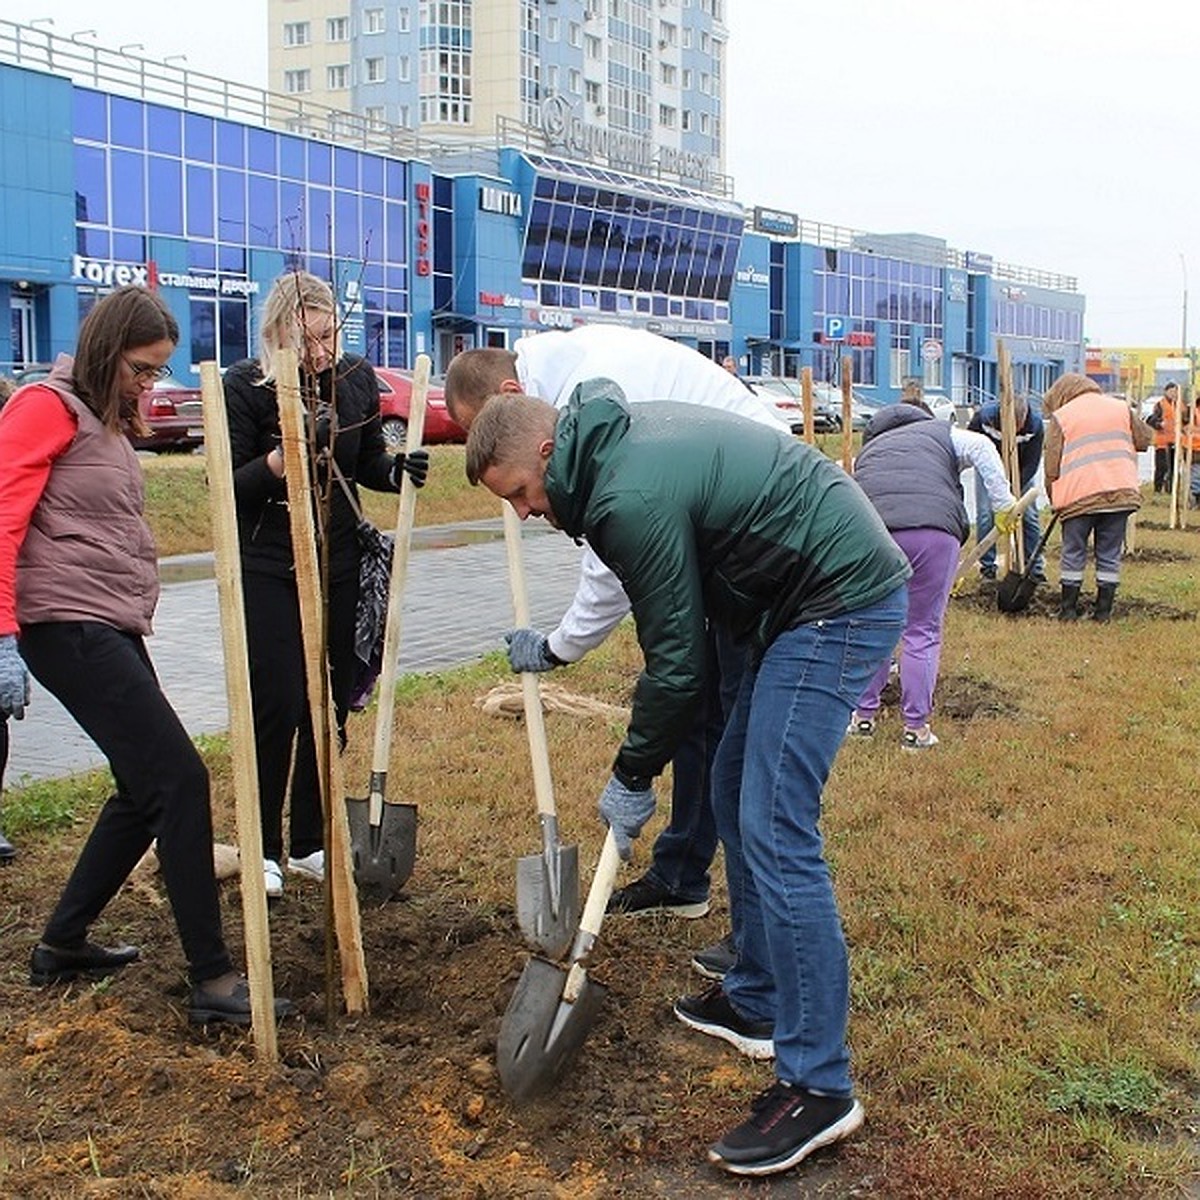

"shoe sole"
[690,957,731,982]
[30,965,130,986]
[673,1003,774,1060]
[708,1099,864,1176]
[286,861,324,883]
[609,898,710,919]
[188,1008,253,1026]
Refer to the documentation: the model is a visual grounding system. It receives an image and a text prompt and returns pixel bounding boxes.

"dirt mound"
[953,580,1195,622]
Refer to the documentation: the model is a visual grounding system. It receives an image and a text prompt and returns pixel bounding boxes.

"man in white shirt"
[445,326,788,971]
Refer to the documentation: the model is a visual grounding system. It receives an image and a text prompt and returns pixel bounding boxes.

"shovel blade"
[496,956,607,1104]
[345,796,417,901]
[516,843,580,960]
[996,571,1036,613]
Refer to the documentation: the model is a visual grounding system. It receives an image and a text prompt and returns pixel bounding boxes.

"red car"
[374,367,465,452]
[132,382,205,453]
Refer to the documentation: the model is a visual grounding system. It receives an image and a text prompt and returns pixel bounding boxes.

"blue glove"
[391,448,429,489]
[598,774,656,861]
[0,634,30,720]
[505,628,561,673]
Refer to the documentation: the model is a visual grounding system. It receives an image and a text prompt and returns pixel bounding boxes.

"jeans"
[712,587,907,1094]
[976,473,1042,574]
[1059,511,1130,585]
[854,529,959,730]
[19,621,234,984]
[645,626,747,903]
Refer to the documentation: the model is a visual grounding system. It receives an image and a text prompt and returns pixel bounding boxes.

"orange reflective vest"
[1154,395,1177,449]
[1050,394,1139,511]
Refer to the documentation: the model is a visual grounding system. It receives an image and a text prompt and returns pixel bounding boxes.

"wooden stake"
[1170,387,1184,529]
[840,355,853,472]
[199,362,279,1063]
[800,367,815,445]
[996,341,1023,572]
[275,348,369,1017]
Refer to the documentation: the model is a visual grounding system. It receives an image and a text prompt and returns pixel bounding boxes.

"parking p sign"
[824,315,846,341]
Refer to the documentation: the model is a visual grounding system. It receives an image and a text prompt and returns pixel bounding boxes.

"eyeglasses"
[123,356,172,382]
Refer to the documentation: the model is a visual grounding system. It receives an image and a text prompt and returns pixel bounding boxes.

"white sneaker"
[287,850,325,883]
[901,725,939,751]
[263,858,284,899]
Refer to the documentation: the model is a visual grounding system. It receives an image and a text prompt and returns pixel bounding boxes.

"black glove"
[392,448,429,489]
[313,400,333,451]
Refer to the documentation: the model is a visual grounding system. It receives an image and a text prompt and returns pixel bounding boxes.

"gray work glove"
[0,634,31,720]
[598,774,656,861]
[505,628,562,673]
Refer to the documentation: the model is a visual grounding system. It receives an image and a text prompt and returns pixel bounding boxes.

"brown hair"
[1042,372,1100,415]
[444,348,519,427]
[464,392,558,485]
[72,286,179,435]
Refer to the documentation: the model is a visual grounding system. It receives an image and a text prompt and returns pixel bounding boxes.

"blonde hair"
[257,270,339,383]
[465,393,558,485]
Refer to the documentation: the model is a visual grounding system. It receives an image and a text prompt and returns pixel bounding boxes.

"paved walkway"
[7,519,586,783]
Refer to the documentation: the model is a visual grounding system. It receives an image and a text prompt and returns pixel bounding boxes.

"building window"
[585,34,602,59]
[680,109,691,131]
[398,55,411,82]
[365,105,386,129]
[546,15,559,39]
[700,30,710,52]
[568,22,582,47]
[365,57,385,83]
[658,104,675,127]
[328,64,350,90]
[700,72,710,94]
[660,62,677,85]
[397,104,411,127]
[699,111,710,134]
[682,68,692,88]
[283,21,310,47]
[364,8,385,33]
[284,69,311,94]
[398,7,410,31]
[568,68,582,94]
[682,27,692,47]
[586,79,602,104]
[327,16,350,42]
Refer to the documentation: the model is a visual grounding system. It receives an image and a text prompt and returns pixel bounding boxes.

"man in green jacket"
[466,382,910,1178]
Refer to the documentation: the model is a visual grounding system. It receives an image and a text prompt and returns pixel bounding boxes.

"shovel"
[345,355,430,899]
[502,501,580,959]
[497,830,622,1103]
[997,512,1060,613]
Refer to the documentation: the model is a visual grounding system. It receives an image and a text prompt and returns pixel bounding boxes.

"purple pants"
[855,527,960,730]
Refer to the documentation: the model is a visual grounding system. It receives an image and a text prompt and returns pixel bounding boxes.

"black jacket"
[224,353,397,583]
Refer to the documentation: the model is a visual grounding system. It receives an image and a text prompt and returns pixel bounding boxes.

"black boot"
[1059,582,1081,621]
[0,828,14,863]
[1093,582,1117,622]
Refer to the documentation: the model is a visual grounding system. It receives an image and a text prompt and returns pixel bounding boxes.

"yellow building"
[1085,346,1195,400]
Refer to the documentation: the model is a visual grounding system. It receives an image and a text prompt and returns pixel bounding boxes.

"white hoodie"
[513,325,790,662]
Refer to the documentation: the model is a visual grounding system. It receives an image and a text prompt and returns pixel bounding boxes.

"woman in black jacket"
[225,271,427,898]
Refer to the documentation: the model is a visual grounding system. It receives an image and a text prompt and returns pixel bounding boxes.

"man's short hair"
[444,348,519,424]
[465,393,558,485]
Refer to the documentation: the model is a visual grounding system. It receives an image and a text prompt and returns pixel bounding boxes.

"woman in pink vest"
[1043,373,1152,621]
[0,286,291,1025]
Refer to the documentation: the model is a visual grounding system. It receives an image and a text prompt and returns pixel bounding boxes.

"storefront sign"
[479,291,524,308]
[657,146,714,186]
[752,207,799,237]
[965,251,994,275]
[947,271,968,303]
[414,181,432,277]
[532,309,577,329]
[479,186,523,217]
[735,265,770,287]
[156,271,259,296]
[72,254,148,287]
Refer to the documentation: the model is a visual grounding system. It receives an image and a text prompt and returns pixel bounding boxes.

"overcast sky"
[8,0,1196,348]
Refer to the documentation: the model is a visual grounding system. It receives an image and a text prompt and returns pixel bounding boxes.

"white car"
[920,391,959,425]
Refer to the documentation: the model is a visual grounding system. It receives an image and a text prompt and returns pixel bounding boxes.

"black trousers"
[242,571,357,864]
[1154,446,1175,493]
[0,713,7,796]
[19,621,233,984]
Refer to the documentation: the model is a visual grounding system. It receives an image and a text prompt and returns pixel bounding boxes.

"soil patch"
[953,580,1195,622]
[1124,546,1193,564]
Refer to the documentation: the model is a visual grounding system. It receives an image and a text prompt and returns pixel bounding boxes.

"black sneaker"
[709,1081,864,1176]
[691,932,736,981]
[673,983,774,1059]
[606,875,709,918]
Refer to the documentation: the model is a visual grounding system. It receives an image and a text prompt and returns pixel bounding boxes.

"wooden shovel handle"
[369,355,431,789]
[502,501,558,822]
[955,485,1039,581]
